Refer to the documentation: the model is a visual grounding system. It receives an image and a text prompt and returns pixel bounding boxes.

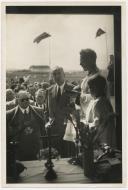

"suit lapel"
[59,83,70,107]
[51,85,57,107]
[54,84,58,98]
[61,82,68,99]
[30,105,44,122]
[11,106,20,123]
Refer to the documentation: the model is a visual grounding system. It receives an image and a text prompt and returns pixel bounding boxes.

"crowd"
[6,49,116,163]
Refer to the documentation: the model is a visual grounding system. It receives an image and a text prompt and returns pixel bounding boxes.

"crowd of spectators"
[6,77,54,110]
[6,77,79,109]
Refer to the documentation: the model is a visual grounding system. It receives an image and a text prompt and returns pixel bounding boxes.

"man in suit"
[47,66,75,158]
[6,90,45,161]
[35,89,46,109]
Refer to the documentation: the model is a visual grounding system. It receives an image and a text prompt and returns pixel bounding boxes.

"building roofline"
[30,65,50,68]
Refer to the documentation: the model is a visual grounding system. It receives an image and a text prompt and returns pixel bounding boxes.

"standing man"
[47,66,75,158]
[6,90,45,161]
[79,49,103,118]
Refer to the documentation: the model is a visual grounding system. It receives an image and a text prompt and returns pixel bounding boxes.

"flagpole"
[105,29,108,64]
[49,38,51,68]
[95,28,108,65]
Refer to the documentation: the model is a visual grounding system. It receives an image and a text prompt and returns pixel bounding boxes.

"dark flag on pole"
[33,32,51,43]
[95,28,106,38]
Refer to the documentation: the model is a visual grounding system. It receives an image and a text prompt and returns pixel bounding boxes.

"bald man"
[6,90,45,161]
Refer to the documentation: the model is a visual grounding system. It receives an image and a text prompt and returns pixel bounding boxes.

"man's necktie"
[24,109,29,120]
[56,86,61,102]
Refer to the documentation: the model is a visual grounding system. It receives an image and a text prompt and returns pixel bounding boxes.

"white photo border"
[1,0,127,188]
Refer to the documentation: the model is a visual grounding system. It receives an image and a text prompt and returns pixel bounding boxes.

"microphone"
[65,89,81,97]
[45,118,55,129]
[65,86,81,106]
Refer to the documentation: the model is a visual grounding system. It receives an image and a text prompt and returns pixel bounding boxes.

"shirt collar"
[56,81,65,94]
[19,106,30,114]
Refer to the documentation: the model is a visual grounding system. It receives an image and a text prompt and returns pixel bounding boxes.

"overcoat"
[6,105,45,161]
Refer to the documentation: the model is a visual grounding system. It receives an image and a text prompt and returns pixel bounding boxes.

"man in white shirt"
[79,49,106,118]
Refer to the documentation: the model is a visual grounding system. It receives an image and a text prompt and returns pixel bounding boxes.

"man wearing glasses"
[6,90,45,161]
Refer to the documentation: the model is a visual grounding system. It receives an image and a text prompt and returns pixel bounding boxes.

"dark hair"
[19,77,24,84]
[80,49,97,66]
[88,75,107,97]
[52,66,64,75]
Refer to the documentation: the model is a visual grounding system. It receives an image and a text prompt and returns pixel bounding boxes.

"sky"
[6,14,114,71]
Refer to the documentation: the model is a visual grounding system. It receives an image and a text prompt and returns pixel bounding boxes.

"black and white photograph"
[1,1,127,188]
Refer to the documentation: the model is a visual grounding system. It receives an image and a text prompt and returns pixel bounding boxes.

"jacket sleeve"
[6,109,15,141]
[33,106,46,136]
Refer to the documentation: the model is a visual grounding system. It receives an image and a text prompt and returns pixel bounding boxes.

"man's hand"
[80,94,87,104]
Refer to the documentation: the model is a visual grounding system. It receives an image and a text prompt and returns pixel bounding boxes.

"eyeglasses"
[20,98,29,102]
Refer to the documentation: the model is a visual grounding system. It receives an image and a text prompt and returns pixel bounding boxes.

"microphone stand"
[7,120,30,181]
[7,139,19,181]
[44,119,57,180]
[68,111,81,166]
[43,90,57,180]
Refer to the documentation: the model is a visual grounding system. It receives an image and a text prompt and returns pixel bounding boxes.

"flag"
[95,28,106,38]
[23,75,30,82]
[33,32,51,43]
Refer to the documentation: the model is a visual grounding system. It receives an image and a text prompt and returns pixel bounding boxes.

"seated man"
[6,90,45,161]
